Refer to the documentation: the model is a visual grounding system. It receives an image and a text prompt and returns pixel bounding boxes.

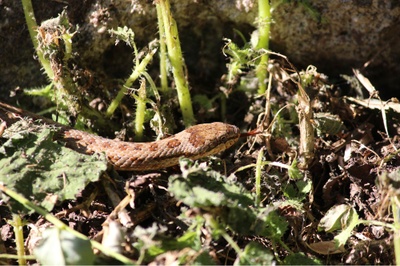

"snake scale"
[0,101,240,171]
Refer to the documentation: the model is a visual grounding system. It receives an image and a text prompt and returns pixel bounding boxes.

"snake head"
[183,122,241,158]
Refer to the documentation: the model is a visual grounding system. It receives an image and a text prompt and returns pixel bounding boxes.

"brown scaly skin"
[0,102,240,171]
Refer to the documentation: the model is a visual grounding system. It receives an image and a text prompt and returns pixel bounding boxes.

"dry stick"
[262,73,274,160]
[268,53,315,169]
[253,51,316,169]
[296,83,314,169]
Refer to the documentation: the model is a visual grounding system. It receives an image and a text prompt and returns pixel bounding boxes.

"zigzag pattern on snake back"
[0,102,240,171]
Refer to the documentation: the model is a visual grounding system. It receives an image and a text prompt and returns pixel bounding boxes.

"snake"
[0,101,241,171]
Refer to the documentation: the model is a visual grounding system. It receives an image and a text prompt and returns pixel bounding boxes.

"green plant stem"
[143,71,161,103]
[207,215,242,256]
[106,47,157,117]
[256,0,271,95]
[392,197,400,265]
[0,254,35,261]
[220,230,242,256]
[156,4,169,93]
[233,161,271,175]
[21,0,53,80]
[134,81,147,140]
[62,30,74,61]
[12,214,26,265]
[0,184,135,265]
[255,149,264,206]
[277,238,293,254]
[356,219,396,231]
[158,0,195,127]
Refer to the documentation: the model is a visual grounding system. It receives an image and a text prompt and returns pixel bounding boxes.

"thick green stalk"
[392,197,400,265]
[12,214,26,265]
[156,4,169,93]
[256,0,271,95]
[158,0,195,126]
[21,0,53,80]
[134,81,147,140]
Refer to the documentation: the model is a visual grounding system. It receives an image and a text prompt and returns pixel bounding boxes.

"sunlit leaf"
[34,227,94,265]
[318,204,356,233]
[235,242,274,265]
[0,121,107,212]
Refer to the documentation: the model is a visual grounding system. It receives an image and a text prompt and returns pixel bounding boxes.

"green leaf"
[132,224,165,258]
[192,95,213,112]
[191,252,216,265]
[262,207,288,241]
[170,160,288,237]
[334,207,359,247]
[170,160,254,209]
[109,26,135,47]
[170,160,265,235]
[0,121,107,212]
[318,204,358,233]
[313,112,345,136]
[23,83,53,98]
[296,179,312,194]
[235,242,274,265]
[283,180,311,201]
[283,252,322,265]
[283,183,297,198]
[288,159,303,180]
[132,223,214,264]
[34,227,94,265]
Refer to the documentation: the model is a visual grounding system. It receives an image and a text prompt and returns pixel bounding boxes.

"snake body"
[0,102,240,171]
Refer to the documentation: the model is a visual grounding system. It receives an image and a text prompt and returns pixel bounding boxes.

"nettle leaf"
[34,227,94,265]
[283,179,312,201]
[169,159,288,237]
[318,204,360,247]
[334,207,359,247]
[235,242,274,265]
[262,207,289,241]
[318,204,359,233]
[288,159,303,180]
[0,121,107,212]
[171,159,254,208]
